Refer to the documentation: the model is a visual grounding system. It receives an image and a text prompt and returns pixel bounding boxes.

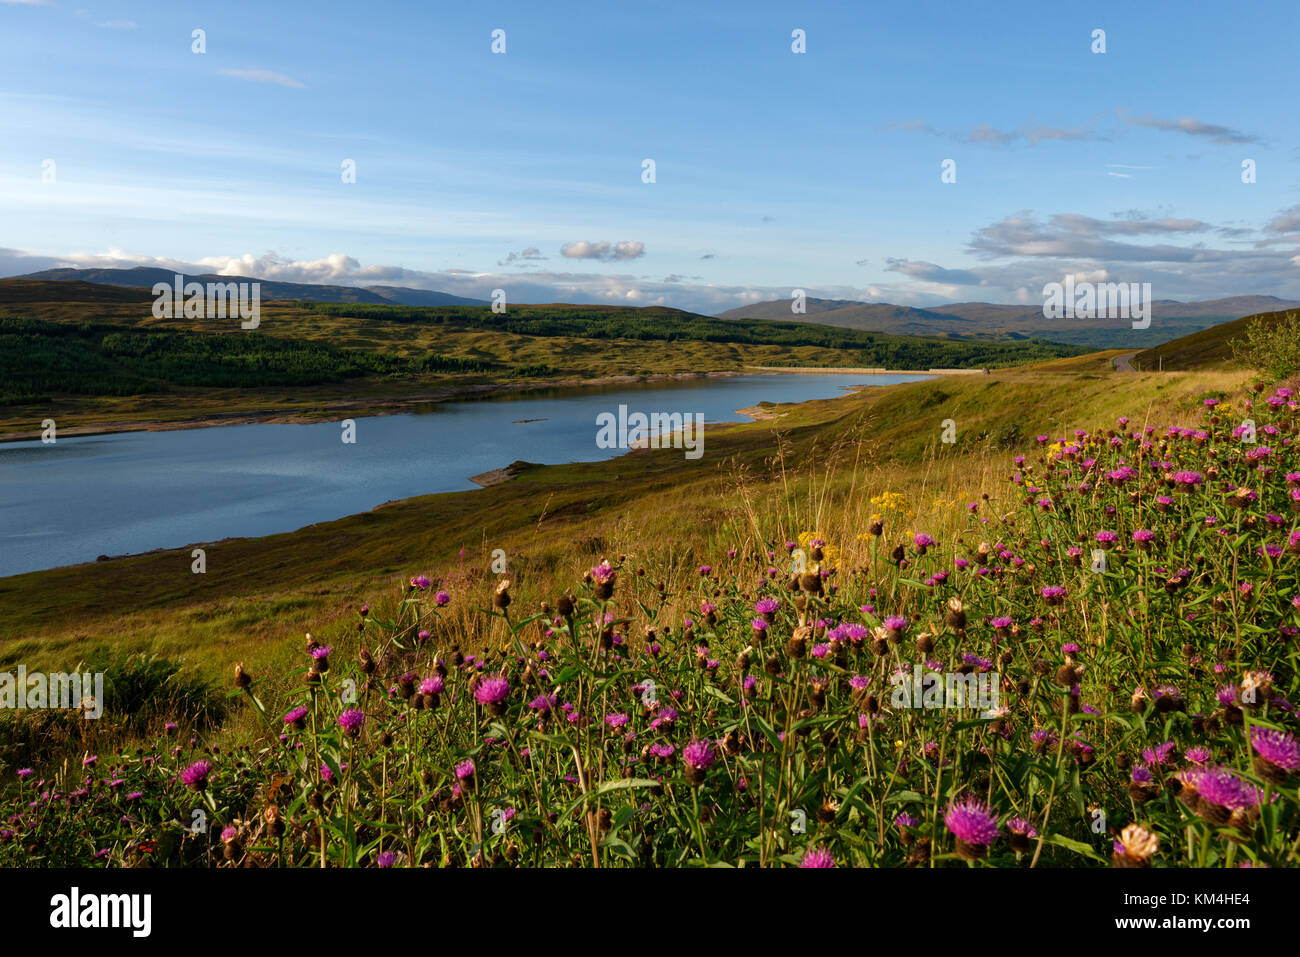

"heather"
[3,382,1298,867]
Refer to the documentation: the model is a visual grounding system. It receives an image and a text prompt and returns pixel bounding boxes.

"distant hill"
[718,295,1300,349]
[15,267,488,307]
[718,298,976,336]
[365,285,487,307]
[0,278,154,304]
[1132,306,1300,370]
[717,297,874,320]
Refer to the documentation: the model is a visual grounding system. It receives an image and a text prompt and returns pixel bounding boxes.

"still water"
[0,373,929,577]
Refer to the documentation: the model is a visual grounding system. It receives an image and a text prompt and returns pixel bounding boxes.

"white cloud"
[499,247,547,266]
[560,240,645,261]
[1118,110,1260,145]
[6,202,1300,319]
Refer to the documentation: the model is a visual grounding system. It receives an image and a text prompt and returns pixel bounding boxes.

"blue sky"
[2,0,1298,312]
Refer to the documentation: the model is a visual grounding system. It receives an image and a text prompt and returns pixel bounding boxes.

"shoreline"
[0,371,920,578]
[743,365,964,375]
[0,366,939,444]
[0,370,749,444]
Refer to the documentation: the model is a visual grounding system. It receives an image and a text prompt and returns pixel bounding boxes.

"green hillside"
[1131,306,1299,370]
[0,280,1086,436]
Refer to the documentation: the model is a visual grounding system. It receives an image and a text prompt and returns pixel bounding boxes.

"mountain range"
[717,295,1300,348]
[15,267,488,307]
[12,268,1294,350]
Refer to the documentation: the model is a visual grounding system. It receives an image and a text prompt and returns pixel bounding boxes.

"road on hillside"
[1114,352,1138,372]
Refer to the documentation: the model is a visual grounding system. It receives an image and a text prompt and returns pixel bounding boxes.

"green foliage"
[82,650,226,732]
[1137,307,1300,372]
[510,363,559,377]
[986,421,1023,450]
[0,317,493,401]
[1231,310,1300,380]
[0,652,224,771]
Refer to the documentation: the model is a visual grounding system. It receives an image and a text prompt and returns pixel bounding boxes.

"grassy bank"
[0,355,1246,674]
[4,355,1298,868]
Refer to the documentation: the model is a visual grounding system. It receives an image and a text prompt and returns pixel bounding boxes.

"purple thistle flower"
[1196,767,1258,811]
[1251,727,1300,772]
[844,623,869,643]
[1030,729,1055,746]
[528,693,558,713]
[180,760,212,790]
[1006,817,1038,839]
[337,708,365,737]
[474,674,510,708]
[944,796,999,849]
[682,739,716,771]
[419,675,445,696]
[1142,740,1176,766]
[1040,585,1068,604]
[799,846,836,868]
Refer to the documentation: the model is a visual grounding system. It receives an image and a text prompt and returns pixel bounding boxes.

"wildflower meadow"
[5,385,1299,869]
